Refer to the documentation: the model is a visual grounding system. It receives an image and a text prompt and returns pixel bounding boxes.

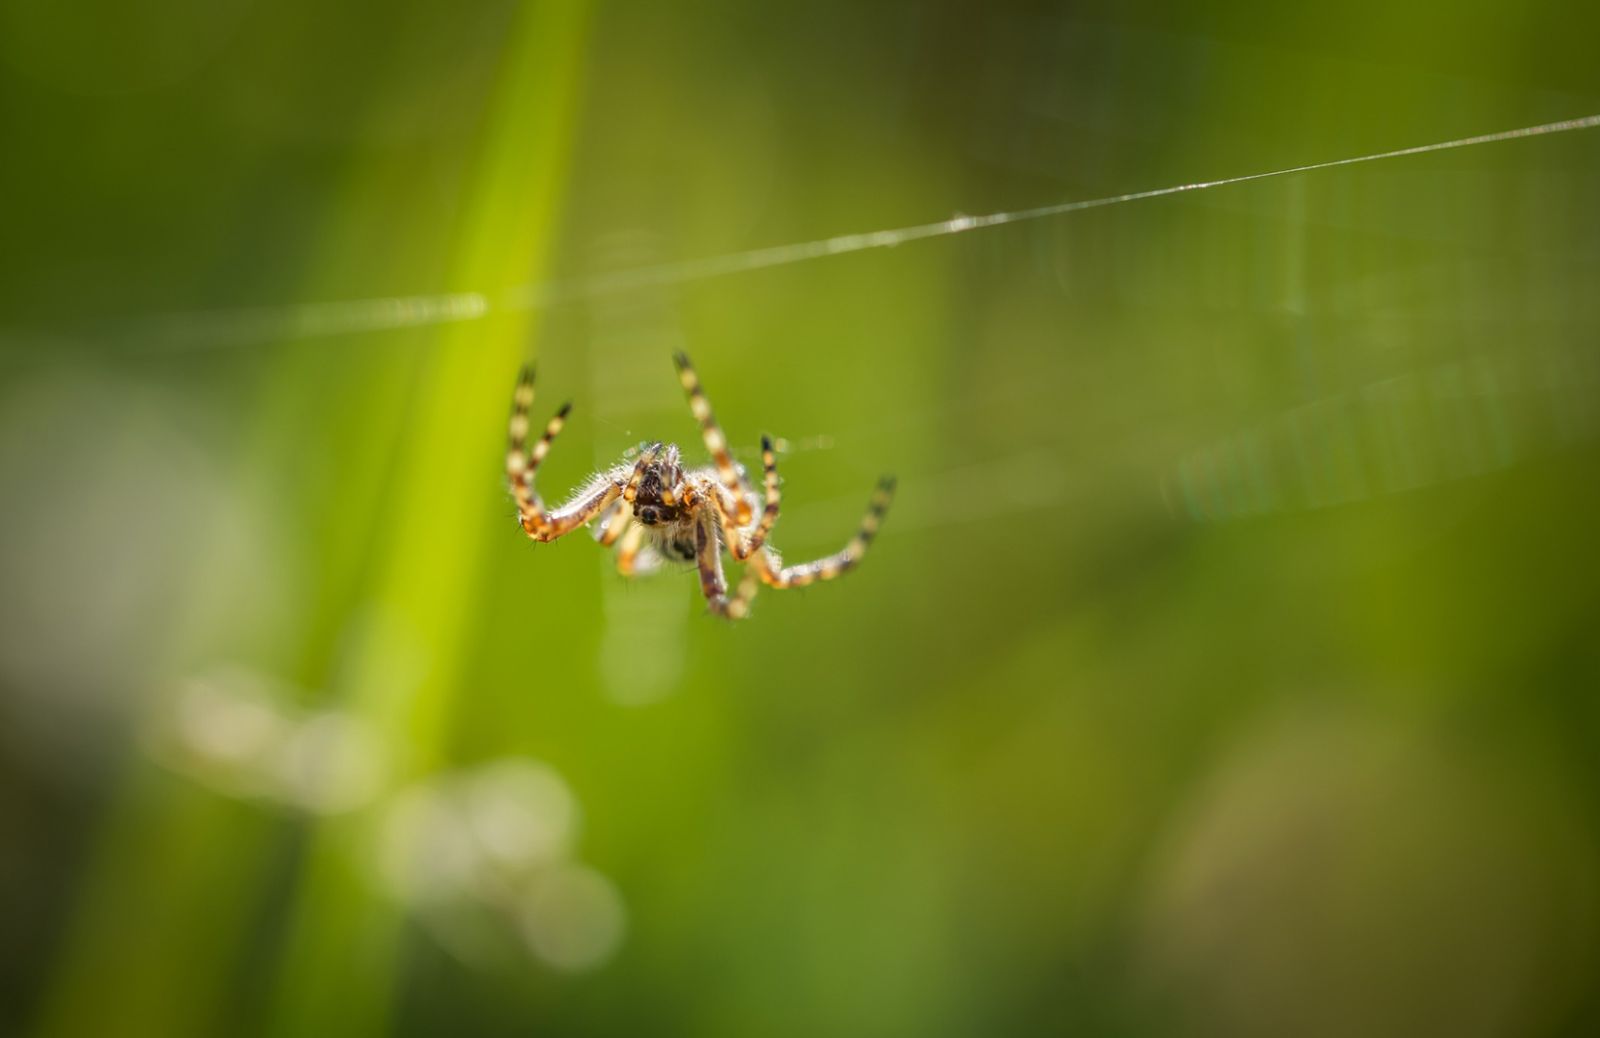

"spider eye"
[636,507,659,525]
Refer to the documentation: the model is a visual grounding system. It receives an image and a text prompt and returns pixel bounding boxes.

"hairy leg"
[507,364,660,542]
[615,522,661,577]
[753,477,895,588]
[506,366,573,538]
[672,352,753,525]
[692,509,758,619]
[703,435,782,559]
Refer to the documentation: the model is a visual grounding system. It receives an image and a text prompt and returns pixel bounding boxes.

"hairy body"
[506,353,894,620]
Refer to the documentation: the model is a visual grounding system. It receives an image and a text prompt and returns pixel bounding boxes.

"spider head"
[632,447,684,527]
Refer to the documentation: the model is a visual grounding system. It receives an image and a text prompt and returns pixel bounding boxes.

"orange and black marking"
[673,351,751,525]
[693,510,756,620]
[751,432,783,541]
[506,355,894,620]
[622,442,663,504]
[757,476,895,588]
[594,500,632,548]
[507,365,573,537]
[735,434,783,559]
[507,365,639,541]
[615,522,649,576]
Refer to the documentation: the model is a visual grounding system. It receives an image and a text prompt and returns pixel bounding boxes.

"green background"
[3,3,1599,1035]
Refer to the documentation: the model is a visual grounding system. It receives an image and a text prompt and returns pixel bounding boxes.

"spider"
[506,352,895,620]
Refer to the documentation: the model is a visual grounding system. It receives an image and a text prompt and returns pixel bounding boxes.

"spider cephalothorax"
[506,353,894,619]
[628,445,685,527]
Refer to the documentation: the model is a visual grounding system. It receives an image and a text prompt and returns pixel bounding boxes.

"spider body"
[628,444,687,528]
[506,353,894,619]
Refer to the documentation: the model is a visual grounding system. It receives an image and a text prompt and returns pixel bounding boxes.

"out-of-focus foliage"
[3,3,1600,1036]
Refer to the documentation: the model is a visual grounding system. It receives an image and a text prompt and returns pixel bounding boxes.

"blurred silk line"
[4,112,1597,360]
[26,6,596,1038]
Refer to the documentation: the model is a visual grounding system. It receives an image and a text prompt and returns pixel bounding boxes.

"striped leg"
[692,509,758,619]
[673,352,753,525]
[712,434,782,560]
[614,523,660,577]
[539,451,660,541]
[536,476,622,540]
[507,365,572,538]
[754,477,895,588]
[593,500,633,547]
[622,442,663,504]
[508,364,660,543]
[735,567,761,612]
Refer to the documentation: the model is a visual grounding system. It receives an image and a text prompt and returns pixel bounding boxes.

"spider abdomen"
[660,532,698,562]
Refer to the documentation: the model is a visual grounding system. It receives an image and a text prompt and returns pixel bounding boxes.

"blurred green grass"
[3,3,1600,1037]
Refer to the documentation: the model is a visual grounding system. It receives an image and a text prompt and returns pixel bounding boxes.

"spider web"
[9,111,1595,552]
[11,21,1600,1038]
[9,113,1595,358]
